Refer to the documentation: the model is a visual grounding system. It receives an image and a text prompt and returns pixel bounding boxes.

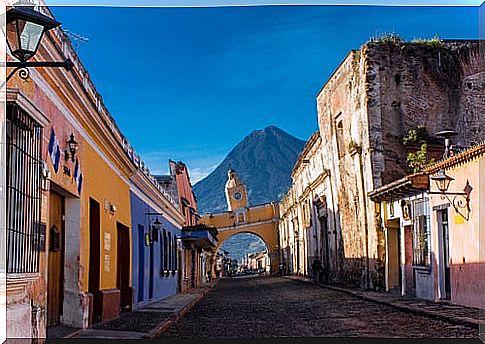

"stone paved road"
[160,275,479,339]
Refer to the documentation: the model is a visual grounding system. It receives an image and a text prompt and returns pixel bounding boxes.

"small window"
[336,119,345,159]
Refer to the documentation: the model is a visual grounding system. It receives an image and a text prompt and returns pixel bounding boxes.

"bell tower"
[225,169,248,211]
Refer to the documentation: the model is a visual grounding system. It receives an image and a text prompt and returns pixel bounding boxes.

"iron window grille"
[412,197,431,267]
[172,235,177,274]
[167,232,172,275]
[6,103,43,274]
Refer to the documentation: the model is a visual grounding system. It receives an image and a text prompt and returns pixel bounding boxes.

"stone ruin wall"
[316,40,483,290]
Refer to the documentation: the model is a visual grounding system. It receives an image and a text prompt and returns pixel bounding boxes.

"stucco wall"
[429,155,484,308]
[130,191,179,308]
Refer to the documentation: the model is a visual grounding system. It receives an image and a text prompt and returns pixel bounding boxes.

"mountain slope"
[193,125,306,215]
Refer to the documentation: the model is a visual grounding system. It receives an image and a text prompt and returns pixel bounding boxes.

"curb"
[148,282,218,338]
[62,328,84,338]
[284,276,482,330]
[63,281,219,339]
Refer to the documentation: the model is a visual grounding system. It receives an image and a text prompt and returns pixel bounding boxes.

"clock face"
[233,191,242,200]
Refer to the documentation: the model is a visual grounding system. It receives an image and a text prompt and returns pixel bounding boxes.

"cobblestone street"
[160,276,479,339]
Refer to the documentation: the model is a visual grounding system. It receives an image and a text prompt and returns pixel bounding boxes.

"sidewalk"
[64,279,218,339]
[284,275,484,330]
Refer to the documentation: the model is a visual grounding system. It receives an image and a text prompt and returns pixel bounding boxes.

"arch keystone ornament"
[200,169,280,274]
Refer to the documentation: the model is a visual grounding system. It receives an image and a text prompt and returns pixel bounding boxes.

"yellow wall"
[202,204,277,228]
[81,142,132,291]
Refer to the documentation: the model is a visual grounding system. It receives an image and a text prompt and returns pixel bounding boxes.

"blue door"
[138,225,145,302]
[149,239,154,299]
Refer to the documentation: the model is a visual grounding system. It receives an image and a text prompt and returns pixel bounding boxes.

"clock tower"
[225,169,248,211]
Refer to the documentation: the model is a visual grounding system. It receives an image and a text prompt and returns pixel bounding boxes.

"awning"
[180,224,218,248]
[369,173,429,202]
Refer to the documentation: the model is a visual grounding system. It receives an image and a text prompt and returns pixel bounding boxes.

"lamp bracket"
[3,59,74,84]
[427,191,467,196]
[430,192,470,221]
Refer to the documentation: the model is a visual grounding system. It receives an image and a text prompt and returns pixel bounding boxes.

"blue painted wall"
[130,190,181,308]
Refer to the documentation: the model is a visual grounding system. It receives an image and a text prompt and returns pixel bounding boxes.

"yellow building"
[5,4,137,337]
[200,170,280,274]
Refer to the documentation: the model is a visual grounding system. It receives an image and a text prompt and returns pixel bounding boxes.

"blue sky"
[49,5,478,183]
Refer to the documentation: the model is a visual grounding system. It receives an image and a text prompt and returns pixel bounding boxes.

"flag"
[47,127,61,173]
[74,158,83,194]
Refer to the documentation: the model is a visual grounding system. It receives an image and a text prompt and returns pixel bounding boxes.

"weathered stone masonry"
[316,40,484,290]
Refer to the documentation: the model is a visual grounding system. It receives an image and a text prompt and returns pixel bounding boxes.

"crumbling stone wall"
[316,39,483,290]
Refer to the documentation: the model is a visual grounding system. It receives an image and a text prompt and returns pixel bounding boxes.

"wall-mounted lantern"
[429,168,472,221]
[431,169,454,193]
[151,217,161,243]
[2,3,74,86]
[146,212,163,245]
[65,133,79,162]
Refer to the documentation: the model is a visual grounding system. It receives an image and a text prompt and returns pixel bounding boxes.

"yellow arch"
[200,203,280,274]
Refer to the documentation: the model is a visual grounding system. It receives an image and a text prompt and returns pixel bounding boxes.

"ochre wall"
[81,142,131,291]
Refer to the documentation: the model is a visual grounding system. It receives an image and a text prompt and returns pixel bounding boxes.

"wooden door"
[47,192,65,327]
[117,222,131,309]
[387,226,401,290]
[88,198,101,323]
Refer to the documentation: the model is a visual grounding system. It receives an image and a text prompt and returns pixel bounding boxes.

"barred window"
[172,235,177,273]
[162,229,168,273]
[412,198,430,267]
[167,232,172,273]
[6,103,43,274]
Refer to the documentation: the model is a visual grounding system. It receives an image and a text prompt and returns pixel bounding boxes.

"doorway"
[47,191,65,327]
[438,209,451,300]
[117,222,131,310]
[319,215,330,282]
[137,225,145,303]
[386,219,401,292]
[148,238,154,299]
[88,198,101,323]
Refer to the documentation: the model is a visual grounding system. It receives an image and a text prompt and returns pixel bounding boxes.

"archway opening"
[216,232,270,278]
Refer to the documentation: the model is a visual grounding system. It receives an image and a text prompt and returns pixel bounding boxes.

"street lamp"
[145,212,163,244]
[435,130,457,159]
[2,3,74,84]
[430,168,454,193]
[151,217,161,243]
[64,133,79,162]
[429,168,472,221]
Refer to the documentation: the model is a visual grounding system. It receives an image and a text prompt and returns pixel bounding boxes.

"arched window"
[336,117,345,159]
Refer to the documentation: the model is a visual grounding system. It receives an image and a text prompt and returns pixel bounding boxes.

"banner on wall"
[47,127,61,173]
[74,158,84,194]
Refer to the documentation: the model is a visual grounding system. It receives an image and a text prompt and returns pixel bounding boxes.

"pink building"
[370,143,484,309]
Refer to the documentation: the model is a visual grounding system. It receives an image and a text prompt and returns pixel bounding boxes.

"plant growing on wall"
[402,125,434,172]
